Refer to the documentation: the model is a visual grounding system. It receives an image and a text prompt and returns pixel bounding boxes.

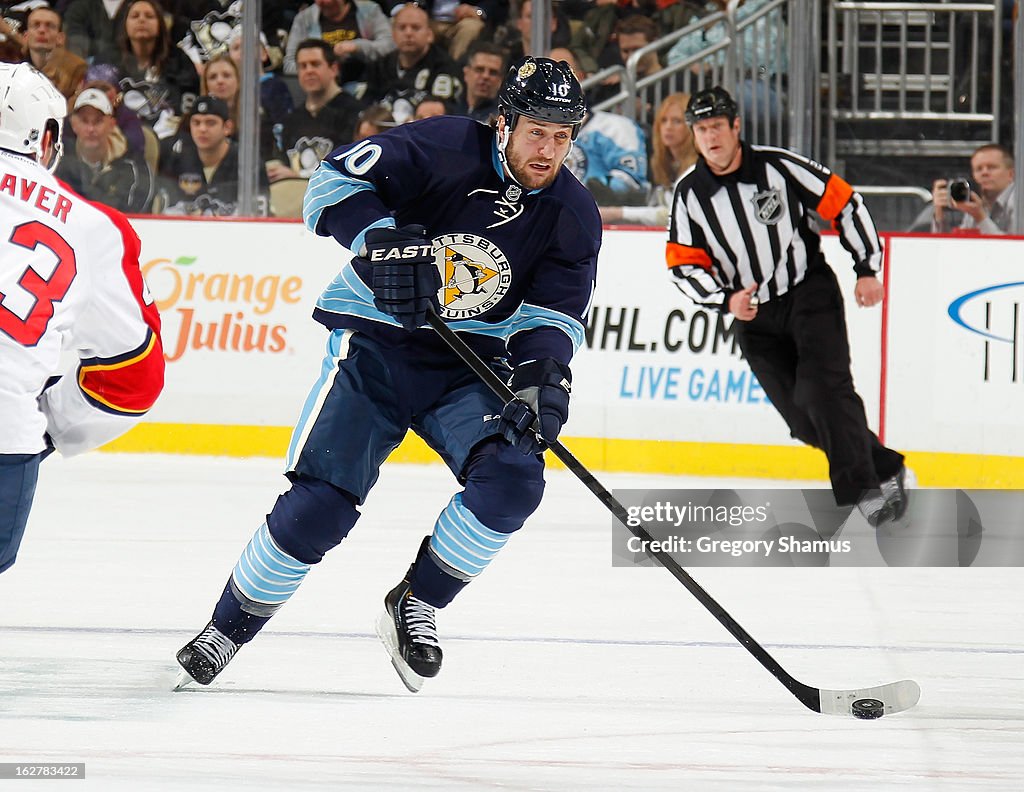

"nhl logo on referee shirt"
[751,188,785,225]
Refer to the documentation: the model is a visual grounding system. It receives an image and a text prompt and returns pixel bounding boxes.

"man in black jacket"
[266,39,365,183]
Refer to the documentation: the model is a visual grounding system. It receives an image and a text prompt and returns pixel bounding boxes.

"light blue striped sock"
[230,523,310,615]
[428,494,511,581]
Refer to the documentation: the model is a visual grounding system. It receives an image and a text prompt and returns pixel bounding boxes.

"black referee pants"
[736,264,904,506]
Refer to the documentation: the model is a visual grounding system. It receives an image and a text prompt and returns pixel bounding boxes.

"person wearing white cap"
[55,86,154,213]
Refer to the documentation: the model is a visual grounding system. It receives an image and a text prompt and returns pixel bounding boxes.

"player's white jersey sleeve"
[0,151,164,456]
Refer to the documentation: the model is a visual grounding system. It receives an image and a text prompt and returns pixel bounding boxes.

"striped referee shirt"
[665,142,882,310]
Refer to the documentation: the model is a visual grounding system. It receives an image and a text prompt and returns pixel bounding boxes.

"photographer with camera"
[931,144,1015,235]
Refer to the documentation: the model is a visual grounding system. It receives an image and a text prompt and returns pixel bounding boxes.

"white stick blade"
[818,679,921,717]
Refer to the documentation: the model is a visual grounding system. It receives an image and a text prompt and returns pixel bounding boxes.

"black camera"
[948,178,972,204]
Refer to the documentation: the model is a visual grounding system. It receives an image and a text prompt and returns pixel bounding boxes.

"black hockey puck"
[852,698,885,719]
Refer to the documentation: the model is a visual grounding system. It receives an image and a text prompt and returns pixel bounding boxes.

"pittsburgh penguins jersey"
[0,150,164,456]
[303,115,602,367]
[666,142,882,310]
[276,91,364,178]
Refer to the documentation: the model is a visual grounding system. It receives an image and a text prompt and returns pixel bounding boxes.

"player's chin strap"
[495,122,522,188]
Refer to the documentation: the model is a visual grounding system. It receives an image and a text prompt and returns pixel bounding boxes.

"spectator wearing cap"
[20,5,86,99]
[266,39,365,184]
[362,1,463,124]
[157,94,267,215]
[81,64,148,157]
[283,0,394,80]
[56,86,154,213]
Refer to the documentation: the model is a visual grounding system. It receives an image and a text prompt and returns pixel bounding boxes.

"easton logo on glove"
[369,244,434,262]
[364,225,441,332]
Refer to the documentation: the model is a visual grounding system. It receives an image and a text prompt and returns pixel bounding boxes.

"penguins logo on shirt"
[432,234,511,320]
[288,136,336,178]
[120,77,171,122]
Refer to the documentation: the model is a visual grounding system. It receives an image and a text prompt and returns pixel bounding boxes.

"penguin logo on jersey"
[432,233,512,319]
[751,188,785,225]
[288,136,335,178]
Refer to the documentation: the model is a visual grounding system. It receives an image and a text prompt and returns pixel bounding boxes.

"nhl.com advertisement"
[568,230,882,448]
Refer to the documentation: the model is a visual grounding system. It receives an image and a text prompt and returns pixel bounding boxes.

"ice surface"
[1,453,1021,790]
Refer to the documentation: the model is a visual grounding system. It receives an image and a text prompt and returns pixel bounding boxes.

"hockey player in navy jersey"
[176,56,602,692]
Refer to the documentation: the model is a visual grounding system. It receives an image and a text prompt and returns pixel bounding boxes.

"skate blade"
[172,668,196,692]
[374,609,425,693]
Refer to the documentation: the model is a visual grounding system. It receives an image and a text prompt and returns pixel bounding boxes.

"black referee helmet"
[497,56,586,140]
[684,86,739,125]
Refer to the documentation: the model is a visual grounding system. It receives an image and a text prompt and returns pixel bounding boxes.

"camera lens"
[949,179,971,203]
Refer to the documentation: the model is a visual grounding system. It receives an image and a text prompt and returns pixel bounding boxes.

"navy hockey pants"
[0,453,42,574]
[273,329,543,597]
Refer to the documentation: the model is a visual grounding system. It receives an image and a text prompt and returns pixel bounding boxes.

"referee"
[665,86,908,526]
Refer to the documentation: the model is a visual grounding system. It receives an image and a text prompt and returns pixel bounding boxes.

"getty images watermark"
[611,489,1024,567]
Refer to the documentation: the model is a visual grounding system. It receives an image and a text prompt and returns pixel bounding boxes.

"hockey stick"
[427,311,920,718]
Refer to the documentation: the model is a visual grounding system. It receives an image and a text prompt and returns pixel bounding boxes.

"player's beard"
[506,146,561,190]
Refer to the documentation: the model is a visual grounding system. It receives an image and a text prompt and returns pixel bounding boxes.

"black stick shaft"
[426,311,821,712]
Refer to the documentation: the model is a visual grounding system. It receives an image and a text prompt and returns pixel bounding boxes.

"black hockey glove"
[499,359,571,455]
[364,224,441,332]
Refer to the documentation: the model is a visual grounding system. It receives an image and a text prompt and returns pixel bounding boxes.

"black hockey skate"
[856,488,893,528]
[375,578,442,693]
[174,621,240,690]
[880,466,910,521]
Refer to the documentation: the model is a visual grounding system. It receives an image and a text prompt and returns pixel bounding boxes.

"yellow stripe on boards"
[99,423,1023,488]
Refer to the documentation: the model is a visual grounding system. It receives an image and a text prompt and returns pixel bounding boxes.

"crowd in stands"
[0,0,1013,230]
[0,0,721,217]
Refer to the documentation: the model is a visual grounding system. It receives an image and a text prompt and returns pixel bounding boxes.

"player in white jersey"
[0,63,165,574]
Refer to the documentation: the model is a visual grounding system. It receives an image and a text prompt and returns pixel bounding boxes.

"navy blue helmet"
[497,56,586,139]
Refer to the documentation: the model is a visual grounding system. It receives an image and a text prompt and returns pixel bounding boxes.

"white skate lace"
[193,625,239,668]
[403,595,440,648]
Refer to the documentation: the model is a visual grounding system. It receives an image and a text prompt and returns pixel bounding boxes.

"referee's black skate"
[855,488,893,528]
[375,578,442,693]
[880,466,910,521]
[174,621,239,689]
